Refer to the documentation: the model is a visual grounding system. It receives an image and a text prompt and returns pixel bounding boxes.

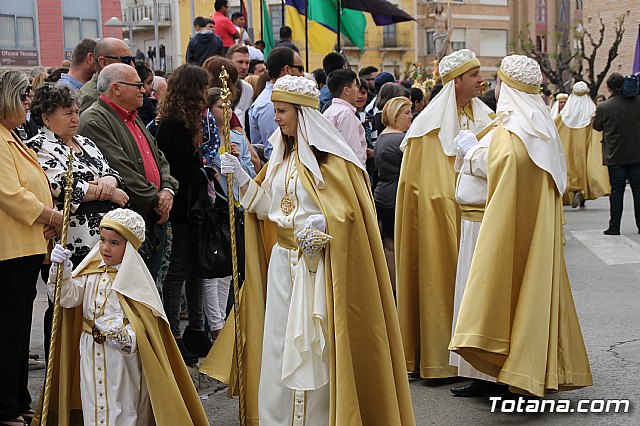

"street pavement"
[28,189,640,425]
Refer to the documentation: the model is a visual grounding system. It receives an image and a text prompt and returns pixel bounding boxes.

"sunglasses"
[19,85,33,101]
[290,64,304,73]
[117,81,145,90]
[104,55,136,65]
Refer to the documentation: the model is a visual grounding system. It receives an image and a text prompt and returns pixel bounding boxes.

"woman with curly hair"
[156,64,213,365]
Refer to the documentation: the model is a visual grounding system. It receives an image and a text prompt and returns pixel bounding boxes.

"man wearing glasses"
[78,63,178,279]
[248,46,304,159]
[79,37,136,114]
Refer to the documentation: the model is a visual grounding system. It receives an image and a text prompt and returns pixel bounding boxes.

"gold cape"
[200,152,415,425]
[394,129,460,378]
[449,126,593,397]
[555,116,610,200]
[33,258,209,426]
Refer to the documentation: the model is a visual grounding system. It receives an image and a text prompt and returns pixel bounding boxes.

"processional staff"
[220,66,247,426]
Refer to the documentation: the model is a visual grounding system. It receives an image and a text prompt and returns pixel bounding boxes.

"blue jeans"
[607,164,640,231]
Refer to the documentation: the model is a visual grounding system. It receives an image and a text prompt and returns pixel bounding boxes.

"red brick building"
[1,0,122,69]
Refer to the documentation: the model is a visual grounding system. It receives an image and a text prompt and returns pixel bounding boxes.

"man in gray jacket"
[593,73,640,235]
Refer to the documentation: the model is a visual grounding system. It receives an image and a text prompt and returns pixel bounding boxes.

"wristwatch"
[162,187,175,197]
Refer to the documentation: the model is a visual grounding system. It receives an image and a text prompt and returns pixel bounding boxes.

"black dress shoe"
[176,338,199,366]
[451,379,509,397]
[603,228,620,235]
[182,326,213,357]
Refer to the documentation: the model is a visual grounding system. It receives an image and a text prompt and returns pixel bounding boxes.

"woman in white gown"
[202,75,415,426]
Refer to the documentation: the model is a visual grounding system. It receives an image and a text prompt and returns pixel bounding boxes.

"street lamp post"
[104,14,133,54]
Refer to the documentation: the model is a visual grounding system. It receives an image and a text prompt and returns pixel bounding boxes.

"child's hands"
[51,244,72,268]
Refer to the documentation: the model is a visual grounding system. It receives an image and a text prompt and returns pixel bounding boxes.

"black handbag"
[188,170,245,279]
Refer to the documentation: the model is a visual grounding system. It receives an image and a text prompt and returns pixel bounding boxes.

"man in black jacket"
[185,16,224,66]
[593,73,640,235]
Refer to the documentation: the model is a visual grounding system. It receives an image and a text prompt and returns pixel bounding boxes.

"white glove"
[50,244,72,269]
[302,214,326,233]
[454,130,479,158]
[220,153,250,187]
[95,313,133,353]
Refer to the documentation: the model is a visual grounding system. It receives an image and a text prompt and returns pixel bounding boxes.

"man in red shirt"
[78,63,178,278]
[213,0,240,50]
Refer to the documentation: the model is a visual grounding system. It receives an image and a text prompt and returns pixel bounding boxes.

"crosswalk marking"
[570,230,640,265]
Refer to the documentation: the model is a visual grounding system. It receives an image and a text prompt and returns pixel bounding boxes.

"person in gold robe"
[550,93,568,119]
[556,81,610,207]
[34,208,209,426]
[395,49,494,381]
[449,55,592,397]
[200,76,415,425]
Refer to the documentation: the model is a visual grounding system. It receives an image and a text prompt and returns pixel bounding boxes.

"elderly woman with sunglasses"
[0,69,63,426]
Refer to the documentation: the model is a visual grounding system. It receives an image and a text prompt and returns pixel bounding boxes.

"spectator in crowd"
[373,82,408,136]
[48,67,68,83]
[374,96,412,292]
[31,72,49,92]
[359,65,379,102]
[593,72,640,235]
[480,88,497,112]
[135,49,146,64]
[202,56,243,133]
[312,68,326,90]
[323,69,367,167]
[78,63,178,278]
[58,38,97,91]
[254,40,266,52]
[148,45,155,68]
[152,75,168,103]
[80,37,135,114]
[595,94,606,105]
[410,87,426,118]
[319,52,346,110]
[60,59,72,68]
[155,64,213,365]
[159,44,166,71]
[0,69,62,426]
[136,64,157,125]
[227,45,254,129]
[14,82,38,141]
[248,59,266,76]
[275,25,300,53]
[26,84,129,363]
[429,83,443,102]
[248,46,304,159]
[363,72,396,142]
[231,12,253,45]
[186,16,224,66]
[213,1,241,51]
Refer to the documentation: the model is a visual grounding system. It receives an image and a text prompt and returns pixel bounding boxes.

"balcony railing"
[122,2,171,25]
[343,30,411,50]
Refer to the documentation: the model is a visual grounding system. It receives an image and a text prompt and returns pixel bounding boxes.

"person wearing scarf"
[555,81,610,208]
[34,208,208,426]
[449,55,592,397]
[395,49,494,381]
[200,75,415,425]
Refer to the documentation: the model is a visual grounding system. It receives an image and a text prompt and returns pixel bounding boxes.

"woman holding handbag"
[155,64,213,366]
[200,87,256,341]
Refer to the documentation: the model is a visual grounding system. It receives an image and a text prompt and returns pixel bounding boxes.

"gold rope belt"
[82,317,129,334]
[277,226,297,250]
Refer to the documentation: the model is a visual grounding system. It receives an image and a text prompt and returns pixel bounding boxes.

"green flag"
[262,0,275,56]
[309,0,366,51]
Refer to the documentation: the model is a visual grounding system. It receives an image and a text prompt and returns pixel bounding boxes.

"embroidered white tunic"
[48,263,151,426]
[241,153,330,426]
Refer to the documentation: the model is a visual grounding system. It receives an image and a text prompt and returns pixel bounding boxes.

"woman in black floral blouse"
[27,85,129,261]
[27,84,129,359]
